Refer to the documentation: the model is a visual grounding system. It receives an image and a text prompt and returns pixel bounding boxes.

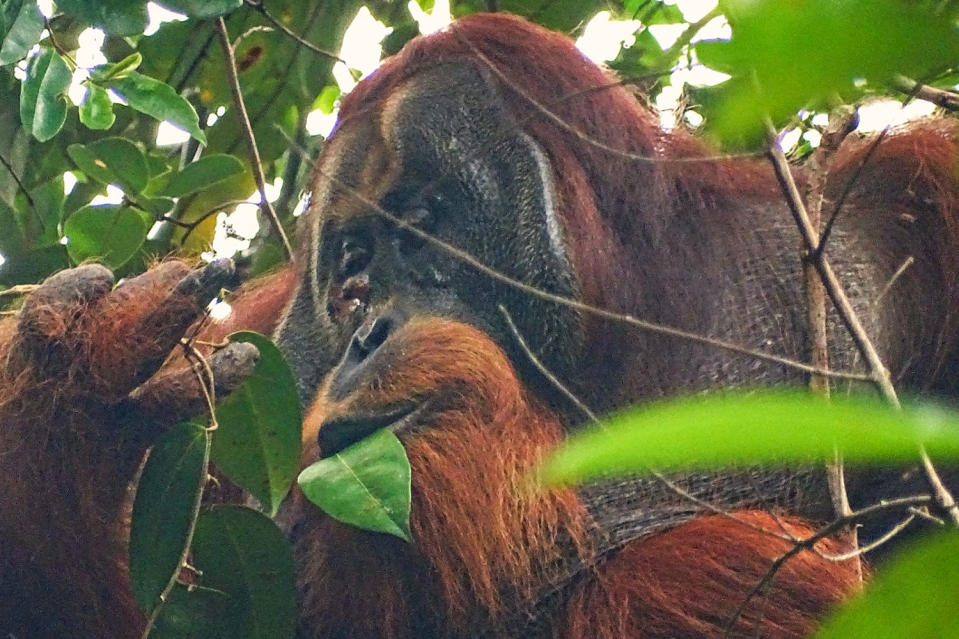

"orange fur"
[294,320,858,638]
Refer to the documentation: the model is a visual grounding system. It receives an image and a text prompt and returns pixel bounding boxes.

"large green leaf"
[192,505,297,639]
[157,0,242,19]
[63,204,148,268]
[298,428,413,542]
[19,48,72,141]
[67,138,149,193]
[694,0,959,144]
[110,71,207,144]
[130,421,207,613]
[0,0,44,66]
[55,0,149,36]
[816,533,959,639]
[540,392,959,486]
[162,153,245,198]
[212,332,301,517]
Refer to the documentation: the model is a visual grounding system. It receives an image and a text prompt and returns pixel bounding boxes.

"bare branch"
[243,0,346,65]
[765,122,959,526]
[0,284,39,299]
[891,74,959,111]
[873,256,915,307]
[215,17,294,262]
[722,494,933,638]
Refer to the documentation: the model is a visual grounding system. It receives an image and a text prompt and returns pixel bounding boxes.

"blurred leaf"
[130,421,206,613]
[0,0,44,66]
[694,0,959,143]
[78,84,116,129]
[816,533,959,639]
[110,71,207,144]
[298,428,413,542]
[607,28,666,77]
[89,52,143,82]
[152,584,230,639]
[63,204,148,268]
[139,195,176,215]
[192,505,297,639]
[0,243,69,286]
[313,84,340,115]
[162,153,245,197]
[175,169,254,251]
[67,137,149,193]
[540,392,959,486]
[19,48,72,141]
[55,0,149,36]
[157,0,242,19]
[638,2,685,25]
[212,331,302,517]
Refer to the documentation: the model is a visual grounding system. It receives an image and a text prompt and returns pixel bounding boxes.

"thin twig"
[452,23,764,164]
[316,164,872,383]
[765,122,959,526]
[824,514,915,562]
[651,5,723,73]
[140,342,218,639]
[0,151,40,229]
[173,199,251,245]
[0,284,39,299]
[890,75,959,111]
[215,17,294,261]
[873,256,915,307]
[243,0,346,64]
[816,126,890,255]
[795,105,861,578]
[722,494,933,638]
[499,304,805,541]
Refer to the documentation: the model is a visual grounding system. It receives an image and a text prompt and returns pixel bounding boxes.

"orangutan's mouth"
[316,402,427,457]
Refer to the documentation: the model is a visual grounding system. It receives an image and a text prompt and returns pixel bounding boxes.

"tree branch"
[765,122,959,526]
[215,17,294,262]
[891,74,959,111]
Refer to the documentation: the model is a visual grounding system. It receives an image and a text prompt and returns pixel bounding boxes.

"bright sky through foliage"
[60,0,943,263]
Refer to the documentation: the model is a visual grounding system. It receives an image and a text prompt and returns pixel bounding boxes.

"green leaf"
[55,0,148,36]
[540,392,959,486]
[298,428,413,542]
[78,85,116,129]
[0,1,44,66]
[192,505,297,639]
[152,584,229,639]
[694,0,959,144]
[0,244,70,286]
[156,0,242,19]
[88,52,143,83]
[212,332,301,517]
[130,421,206,613]
[162,154,245,198]
[139,196,176,215]
[313,85,340,115]
[63,204,148,268]
[816,533,959,639]
[19,48,72,142]
[110,71,207,144]
[67,138,149,193]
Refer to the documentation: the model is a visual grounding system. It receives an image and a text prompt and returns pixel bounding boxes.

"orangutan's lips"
[316,402,426,458]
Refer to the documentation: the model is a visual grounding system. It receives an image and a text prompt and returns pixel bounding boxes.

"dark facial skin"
[275,61,582,442]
